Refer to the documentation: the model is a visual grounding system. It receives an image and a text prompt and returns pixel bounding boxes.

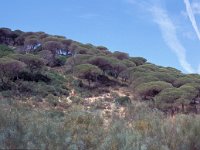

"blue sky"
[1,0,200,73]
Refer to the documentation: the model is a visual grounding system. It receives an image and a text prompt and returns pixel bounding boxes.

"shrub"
[0,44,14,58]
[66,54,91,71]
[24,37,39,53]
[111,62,127,79]
[115,96,131,105]
[135,81,173,100]
[151,71,177,83]
[127,67,152,83]
[70,96,83,104]
[132,75,159,88]
[18,72,51,82]
[112,51,129,60]
[121,59,136,68]
[10,54,45,73]
[42,41,64,56]
[155,88,183,110]
[136,63,159,72]
[64,108,104,149]
[74,64,102,87]
[154,85,198,111]
[37,50,54,66]
[0,90,13,97]
[89,56,112,74]
[46,94,59,106]
[0,58,26,90]
[173,76,200,87]
[17,80,34,93]
[54,55,67,66]
[129,57,147,66]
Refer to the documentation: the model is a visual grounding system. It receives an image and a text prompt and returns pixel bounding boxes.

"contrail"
[127,0,195,73]
[184,0,200,40]
[150,6,194,73]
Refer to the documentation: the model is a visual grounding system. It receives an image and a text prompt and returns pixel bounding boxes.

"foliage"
[89,56,112,74]
[132,75,160,88]
[155,88,184,110]
[37,50,54,66]
[115,96,131,105]
[54,55,67,66]
[0,57,26,90]
[66,54,91,71]
[112,51,129,60]
[152,71,178,83]
[173,76,200,87]
[74,64,102,86]
[10,54,45,73]
[0,44,14,58]
[136,63,159,71]
[42,41,64,56]
[135,81,173,99]
[155,85,198,111]
[121,59,136,68]
[129,57,147,66]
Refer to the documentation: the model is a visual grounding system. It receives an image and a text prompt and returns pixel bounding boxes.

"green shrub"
[129,57,147,66]
[135,81,173,99]
[115,96,131,105]
[173,76,200,87]
[0,57,26,90]
[0,44,14,58]
[0,90,13,97]
[64,109,104,149]
[74,64,102,87]
[46,94,59,106]
[132,75,159,88]
[70,96,83,104]
[66,54,91,67]
[112,51,129,60]
[136,63,159,71]
[121,59,136,68]
[155,85,198,110]
[9,54,45,73]
[155,88,183,109]
[152,71,177,83]
[54,55,67,66]
[89,56,113,74]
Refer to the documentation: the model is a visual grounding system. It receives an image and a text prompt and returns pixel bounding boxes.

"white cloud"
[150,6,194,73]
[191,1,200,15]
[184,0,200,40]
[182,31,196,40]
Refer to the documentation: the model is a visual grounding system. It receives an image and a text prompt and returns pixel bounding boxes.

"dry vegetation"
[0,28,200,149]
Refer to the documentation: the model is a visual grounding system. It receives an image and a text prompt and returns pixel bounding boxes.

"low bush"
[54,55,67,66]
[135,81,173,100]
[132,75,159,88]
[155,85,198,111]
[173,76,200,87]
[74,64,102,87]
[115,96,131,105]
[0,44,14,58]
[46,94,59,106]
[129,57,147,66]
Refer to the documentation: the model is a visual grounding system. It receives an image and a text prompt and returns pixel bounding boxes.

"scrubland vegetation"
[0,27,200,149]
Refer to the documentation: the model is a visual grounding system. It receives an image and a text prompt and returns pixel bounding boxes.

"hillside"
[1,27,200,149]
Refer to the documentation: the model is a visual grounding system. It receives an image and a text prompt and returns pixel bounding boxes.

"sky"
[1,0,200,73]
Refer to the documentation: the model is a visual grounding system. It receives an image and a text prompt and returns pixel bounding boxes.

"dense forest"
[1,27,200,149]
